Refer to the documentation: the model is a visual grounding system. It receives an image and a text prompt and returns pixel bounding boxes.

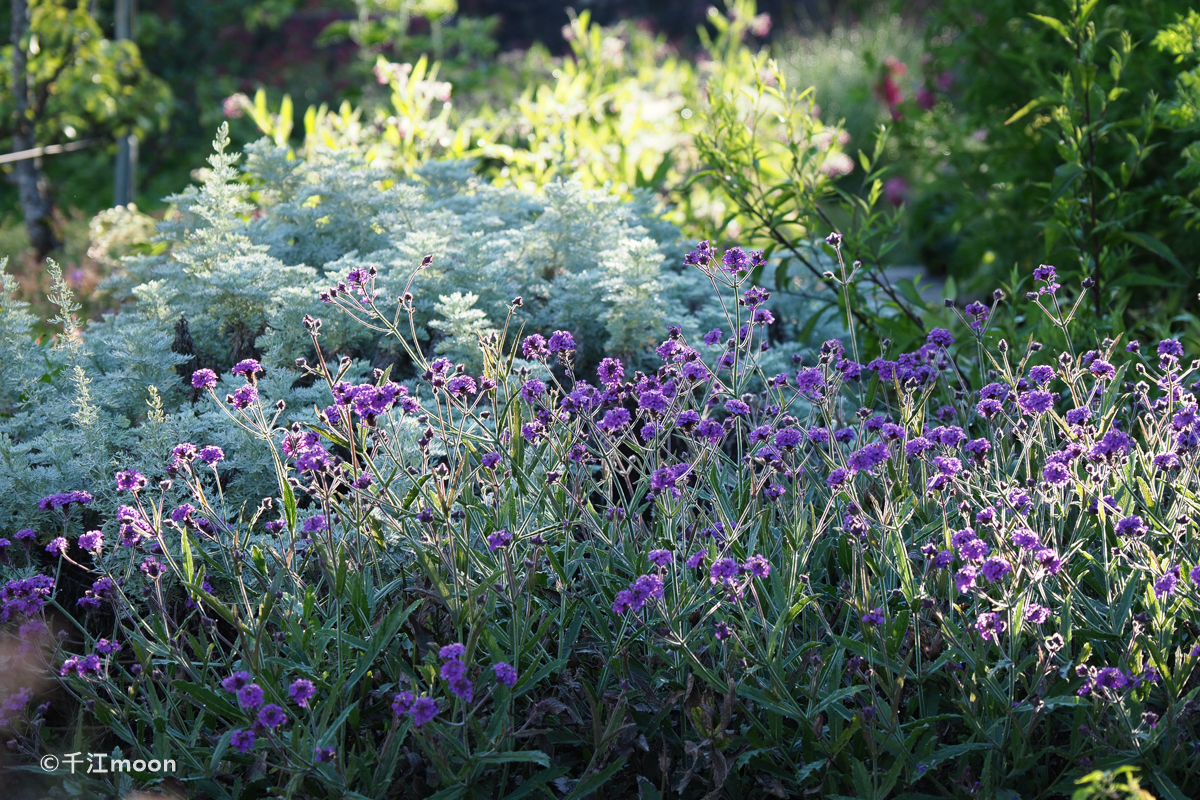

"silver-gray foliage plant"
[0,124,832,533]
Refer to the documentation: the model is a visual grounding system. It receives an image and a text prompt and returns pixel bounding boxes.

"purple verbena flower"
[597,358,624,386]
[78,530,104,555]
[230,729,256,754]
[519,379,546,403]
[548,330,576,353]
[980,557,1012,582]
[115,469,147,492]
[391,692,414,716]
[237,684,265,710]
[847,442,889,473]
[1029,365,1055,386]
[191,368,218,390]
[228,384,258,409]
[440,657,474,702]
[722,247,751,274]
[521,335,549,360]
[954,566,978,593]
[493,662,518,687]
[599,408,632,432]
[447,375,477,398]
[257,704,287,729]
[1114,515,1147,537]
[1154,566,1180,600]
[289,679,316,708]
[1065,407,1092,426]
[724,398,750,416]
[1158,338,1184,363]
[861,608,885,625]
[487,529,513,551]
[648,549,673,567]
[975,612,1006,643]
[1018,390,1054,416]
[927,328,953,348]
[439,643,466,661]
[231,359,262,379]
[37,491,93,512]
[1025,604,1050,625]
[743,554,771,578]
[1011,528,1041,549]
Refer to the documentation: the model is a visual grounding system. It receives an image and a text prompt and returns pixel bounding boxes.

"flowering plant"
[3,238,1200,799]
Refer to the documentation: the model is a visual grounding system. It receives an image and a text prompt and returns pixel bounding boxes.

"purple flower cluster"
[332,380,417,420]
[439,644,474,702]
[288,679,316,708]
[37,491,94,512]
[612,573,665,614]
[392,692,439,727]
[1,575,55,622]
[492,662,519,688]
[649,463,691,496]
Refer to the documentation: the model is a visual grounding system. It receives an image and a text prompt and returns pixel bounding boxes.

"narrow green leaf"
[1030,14,1072,44]
[563,758,627,800]
[1120,231,1183,271]
[1004,96,1050,126]
[476,750,551,767]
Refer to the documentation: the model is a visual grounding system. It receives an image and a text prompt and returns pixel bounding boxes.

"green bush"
[892,0,1199,342]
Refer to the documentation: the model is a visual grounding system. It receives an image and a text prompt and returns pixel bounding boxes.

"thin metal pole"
[113,0,136,206]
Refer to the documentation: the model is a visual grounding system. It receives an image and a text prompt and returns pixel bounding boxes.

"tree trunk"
[10,0,59,259]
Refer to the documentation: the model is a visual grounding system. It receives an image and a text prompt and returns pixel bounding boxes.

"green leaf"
[282,479,297,531]
[514,658,568,698]
[1048,162,1086,205]
[928,742,992,766]
[1005,96,1051,126]
[402,474,431,510]
[316,701,359,746]
[1030,14,1072,44]
[171,681,242,721]
[739,686,805,721]
[210,729,233,773]
[563,758,627,800]
[1119,231,1183,271]
[501,766,570,800]
[476,750,551,767]
[342,602,416,694]
[186,580,238,627]
[1152,770,1189,800]
[181,530,194,585]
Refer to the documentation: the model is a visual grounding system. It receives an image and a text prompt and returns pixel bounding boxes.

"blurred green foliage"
[0,0,171,146]
[889,0,1200,344]
[242,1,778,237]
